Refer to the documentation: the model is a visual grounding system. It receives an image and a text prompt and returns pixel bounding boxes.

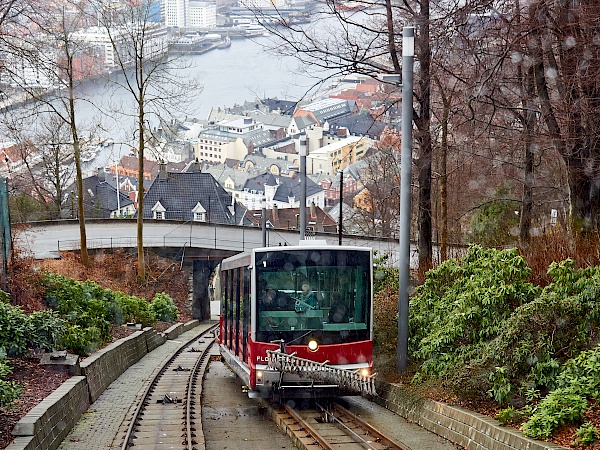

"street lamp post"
[398,26,415,373]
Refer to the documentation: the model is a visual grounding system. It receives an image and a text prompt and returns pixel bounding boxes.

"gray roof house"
[142,162,234,224]
[64,168,135,219]
[240,172,325,210]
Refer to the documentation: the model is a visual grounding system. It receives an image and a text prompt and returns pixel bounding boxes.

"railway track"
[271,400,406,450]
[120,324,218,450]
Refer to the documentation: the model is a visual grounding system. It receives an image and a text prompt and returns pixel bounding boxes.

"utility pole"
[338,170,343,245]
[261,196,267,247]
[299,134,307,240]
[398,26,415,373]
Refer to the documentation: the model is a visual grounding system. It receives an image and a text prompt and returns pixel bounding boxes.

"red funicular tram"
[219,242,375,399]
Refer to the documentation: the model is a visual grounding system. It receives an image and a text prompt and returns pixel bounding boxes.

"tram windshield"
[255,248,371,344]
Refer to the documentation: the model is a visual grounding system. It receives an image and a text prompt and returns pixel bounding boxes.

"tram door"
[242,267,250,363]
[234,268,240,356]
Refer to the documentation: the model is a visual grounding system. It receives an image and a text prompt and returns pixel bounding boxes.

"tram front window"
[255,249,371,344]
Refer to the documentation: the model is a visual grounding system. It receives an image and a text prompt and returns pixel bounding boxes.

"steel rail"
[283,403,333,450]
[331,402,405,450]
[316,402,380,450]
[185,335,214,448]
[120,324,218,450]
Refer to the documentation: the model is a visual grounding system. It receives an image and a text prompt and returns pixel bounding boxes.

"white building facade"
[189,1,217,28]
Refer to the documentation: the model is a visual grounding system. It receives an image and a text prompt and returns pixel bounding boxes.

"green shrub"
[0,356,22,407]
[495,406,523,426]
[115,293,155,326]
[468,186,519,247]
[573,422,598,446]
[521,343,600,439]
[409,245,538,379]
[0,301,27,357]
[58,324,103,355]
[521,387,587,439]
[150,293,178,322]
[25,310,66,352]
[488,366,513,405]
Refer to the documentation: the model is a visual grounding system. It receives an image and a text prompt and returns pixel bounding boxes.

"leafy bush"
[150,293,178,322]
[0,300,27,356]
[58,324,103,356]
[25,310,66,352]
[409,245,538,379]
[41,272,164,353]
[573,422,598,446]
[114,293,156,326]
[382,241,600,442]
[495,406,523,426]
[486,260,600,395]
[518,342,600,439]
[0,291,66,357]
[468,186,519,247]
[0,355,22,407]
[521,387,587,439]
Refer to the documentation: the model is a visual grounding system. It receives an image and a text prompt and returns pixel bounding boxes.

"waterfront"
[73,35,333,150]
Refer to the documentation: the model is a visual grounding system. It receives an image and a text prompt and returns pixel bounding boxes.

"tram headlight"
[360,368,371,378]
[307,339,319,352]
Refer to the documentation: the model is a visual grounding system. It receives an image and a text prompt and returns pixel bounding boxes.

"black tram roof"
[220,244,372,271]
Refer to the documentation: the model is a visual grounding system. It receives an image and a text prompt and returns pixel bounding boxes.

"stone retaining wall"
[8,322,568,450]
[7,377,89,450]
[374,381,568,450]
[7,321,198,450]
[80,330,148,403]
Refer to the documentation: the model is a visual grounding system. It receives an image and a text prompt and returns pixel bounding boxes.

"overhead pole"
[299,134,307,240]
[261,196,267,247]
[398,26,415,373]
[338,170,343,245]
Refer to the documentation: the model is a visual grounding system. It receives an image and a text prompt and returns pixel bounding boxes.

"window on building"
[155,211,164,220]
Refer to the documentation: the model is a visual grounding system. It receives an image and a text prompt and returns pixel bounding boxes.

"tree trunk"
[415,0,433,272]
[518,67,536,246]
[67,53,89,267]
[136,99,146,281]
[439,106,448,261]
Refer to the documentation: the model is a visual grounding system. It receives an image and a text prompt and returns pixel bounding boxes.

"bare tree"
[0,0,101,266]
[526,0,600,233]
[94,0,199,280]
[0,114,75,220]
[352,144,402,237]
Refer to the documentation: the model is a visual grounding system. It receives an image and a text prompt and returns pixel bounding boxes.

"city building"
[194,116,280,163]
[164,0,217,28]
[65,168,135,219]
[288,98,356,134]
[189,1,217,28]
[243,203,337,233]
[240,172,324,211]
[143,161,234,223]
[307,135,367,176]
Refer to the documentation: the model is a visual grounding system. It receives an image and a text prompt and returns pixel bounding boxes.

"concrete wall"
[80,330,149,403]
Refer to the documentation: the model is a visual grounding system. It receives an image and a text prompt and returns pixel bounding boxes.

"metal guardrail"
[57,225,271,253]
